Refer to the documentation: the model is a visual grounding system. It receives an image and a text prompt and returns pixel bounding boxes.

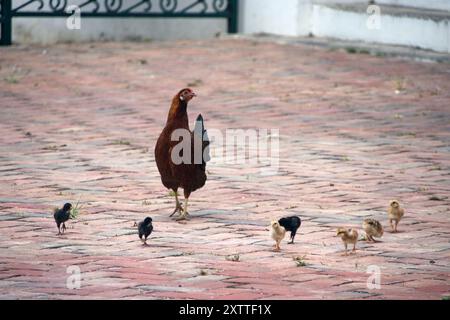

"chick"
[54,203,72,235]
[270,220,286,252]
[336,228,358,256]
[138,217,153,246]
[279,216,302,244]
[388,200,404,233]
[363,218,383,242]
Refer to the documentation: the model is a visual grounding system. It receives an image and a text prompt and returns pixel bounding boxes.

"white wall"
[240,0,302,36]
[13,18,226,44]
[311,4,450,53]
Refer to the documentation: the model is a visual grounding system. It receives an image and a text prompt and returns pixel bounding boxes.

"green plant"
[187,79,204,87]
[4,75,19,84]
[394,78,407,92]
[226,254,240,262]
[169,190,179,197]
[293,255,307,267]
[345,47,370,55]
[112,139,131,146]
[70,200,83,219]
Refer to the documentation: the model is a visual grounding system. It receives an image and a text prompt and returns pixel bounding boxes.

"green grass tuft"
[293,255,307,267]
[112,139,131,146]
[187,79,204,87]
[70,200,83,219]
[4,75,20,84]
[169,190,179,197]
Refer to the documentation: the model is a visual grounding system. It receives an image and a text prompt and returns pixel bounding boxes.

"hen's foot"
[176,213,189,221]
[169,204,183,217]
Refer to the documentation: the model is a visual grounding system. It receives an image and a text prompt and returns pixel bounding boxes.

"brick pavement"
[0,39,449,299]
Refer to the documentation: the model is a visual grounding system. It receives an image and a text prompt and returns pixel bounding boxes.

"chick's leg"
[343,243,348,256]
[288,232,295,244]
[169,191,183,217]
[275,240,281,252]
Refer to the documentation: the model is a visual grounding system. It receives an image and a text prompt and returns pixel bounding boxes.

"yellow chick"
[270,220,286,252]
[388,200,404,232]
[336,228,358,256]
[362,218,384,242]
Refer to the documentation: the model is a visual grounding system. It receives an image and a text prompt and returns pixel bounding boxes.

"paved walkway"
[0,39,449,300]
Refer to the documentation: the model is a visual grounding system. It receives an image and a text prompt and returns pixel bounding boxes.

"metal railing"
[0,0,239,45]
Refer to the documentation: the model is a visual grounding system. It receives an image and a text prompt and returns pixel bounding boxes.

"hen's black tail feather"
[192,114,210,165]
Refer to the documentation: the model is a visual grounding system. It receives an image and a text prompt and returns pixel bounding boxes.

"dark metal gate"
[0,0,238,45]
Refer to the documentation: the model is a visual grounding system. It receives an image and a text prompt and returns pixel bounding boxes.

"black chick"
[54,203,72,235]
[138,217,153,246]
[278,216,302,244]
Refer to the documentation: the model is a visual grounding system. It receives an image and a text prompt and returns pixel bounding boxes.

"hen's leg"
[169,191,183,217]
[176,198,189,221]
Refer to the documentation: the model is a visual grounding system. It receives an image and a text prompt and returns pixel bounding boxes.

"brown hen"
[155,88,210,220]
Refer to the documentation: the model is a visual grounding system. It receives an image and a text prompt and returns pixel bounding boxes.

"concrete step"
[310,2,450,53]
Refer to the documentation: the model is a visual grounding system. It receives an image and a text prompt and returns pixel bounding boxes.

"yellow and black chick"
[388,200,405,233]
[138,217,153,246]
[270,220,286,252]
[363,218,383,242]
[278,216,302,244]
[54,203,72,235]
[336,227,358,256]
